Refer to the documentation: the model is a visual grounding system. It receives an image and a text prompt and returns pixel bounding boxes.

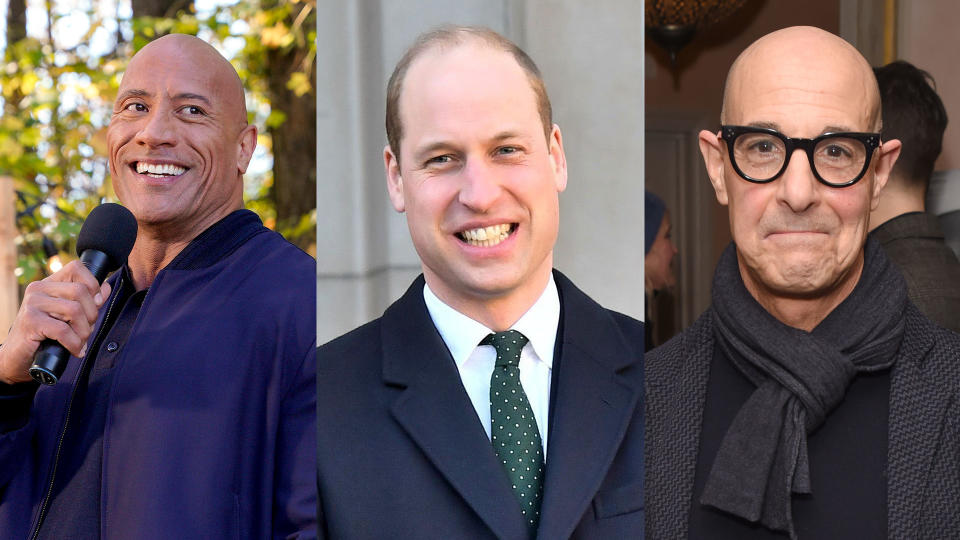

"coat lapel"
[536,272,642,540]
[381,277,529,540]
[886,308,953,537]
[645,312,714,539]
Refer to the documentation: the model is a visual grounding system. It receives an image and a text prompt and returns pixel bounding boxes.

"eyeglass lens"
[732,132,868,184]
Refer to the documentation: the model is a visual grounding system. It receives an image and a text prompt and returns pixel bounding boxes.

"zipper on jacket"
[29,275,125,539]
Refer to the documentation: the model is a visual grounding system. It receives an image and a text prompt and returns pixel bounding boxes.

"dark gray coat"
[645,305,960,539]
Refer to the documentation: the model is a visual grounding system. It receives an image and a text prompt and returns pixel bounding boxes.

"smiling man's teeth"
[136,162,186,177]
[458,224,513,247]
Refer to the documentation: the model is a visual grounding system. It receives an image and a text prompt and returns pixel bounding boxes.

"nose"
[457,158,502,212]
[134,109,176,148]
[777,148,820,212]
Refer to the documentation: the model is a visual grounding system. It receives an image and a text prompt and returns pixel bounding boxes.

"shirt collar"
[423,273,560,369]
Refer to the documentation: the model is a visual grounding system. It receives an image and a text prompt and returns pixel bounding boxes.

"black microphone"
[29,203,138,385]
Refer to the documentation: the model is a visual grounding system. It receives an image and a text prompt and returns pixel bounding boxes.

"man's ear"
[384,145,405,213]
[870,138,902,210]
[548,124,568,193]
[699,129,729,206]
[236,124,258,174]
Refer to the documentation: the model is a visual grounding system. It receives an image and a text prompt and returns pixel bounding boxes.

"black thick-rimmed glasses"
[719,125,882,187]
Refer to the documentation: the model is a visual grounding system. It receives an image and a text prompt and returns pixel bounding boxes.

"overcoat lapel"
[886,313,951,538]
[381,277,529,540]
[644,313,714,540]
[536,273,642,540]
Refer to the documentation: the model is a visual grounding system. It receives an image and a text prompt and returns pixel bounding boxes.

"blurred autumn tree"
[0,0,316,288]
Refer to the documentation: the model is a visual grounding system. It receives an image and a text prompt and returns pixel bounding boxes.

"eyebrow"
[412,131,527,162]
[412,141,457,163]
[822,125,858,133]
[489,130,524,142]
[745,121,860,135]
[114,89,213,107]
[173,93,213,107]
[746,121,780,131]
[116,89,150,103]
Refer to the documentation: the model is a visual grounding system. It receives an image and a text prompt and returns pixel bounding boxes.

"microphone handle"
[28,250,113,385]
[29,341,70,386]
[79,250,112,283]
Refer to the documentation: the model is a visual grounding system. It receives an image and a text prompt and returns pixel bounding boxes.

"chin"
[764,269,839,297]
[459,277,522,300]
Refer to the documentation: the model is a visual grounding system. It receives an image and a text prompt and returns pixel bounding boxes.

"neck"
[739,254,864,333]
[424,265,553,332]
[126,205,238,289]
[126,236,191,290]
[869,182,925,231]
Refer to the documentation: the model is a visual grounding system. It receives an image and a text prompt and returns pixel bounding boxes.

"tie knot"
[480,329,529,368]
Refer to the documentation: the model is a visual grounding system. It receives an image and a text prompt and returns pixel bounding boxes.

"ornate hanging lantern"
[646,0,748,64]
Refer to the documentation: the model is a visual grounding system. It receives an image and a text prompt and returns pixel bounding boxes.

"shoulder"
[874,213,959,267]
[607,310,645,345]
[316,317,387,408]
[246,229,316,274]
[552,271,646,370]
[890,306,960,414]
[318,317,383,360]
[905,306,960,365]
[180,230,316,353]
[553,270,644,337]
[223,230,315,301]
[317,277,428,375]
[647,311,714,371]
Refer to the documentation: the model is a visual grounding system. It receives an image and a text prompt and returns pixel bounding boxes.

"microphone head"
[75,203,138,271]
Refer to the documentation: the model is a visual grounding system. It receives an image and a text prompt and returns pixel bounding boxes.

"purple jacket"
[0,210,317,539]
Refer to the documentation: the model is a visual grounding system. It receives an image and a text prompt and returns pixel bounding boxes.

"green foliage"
[0,0,317,286]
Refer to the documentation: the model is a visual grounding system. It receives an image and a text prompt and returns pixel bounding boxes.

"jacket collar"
[870,211,947,244]
[644,312,714,539]
[422,274,559,371]
[111,210,267,293]
[381,271,642,540]
[535,270,641,540]
[886,305,946,533]
[165,209,268,271]
[381,275,528,540]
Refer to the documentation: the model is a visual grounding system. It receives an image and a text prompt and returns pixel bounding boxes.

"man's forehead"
[726,83,874,131]
[402,42,529,103]
[399,43,540,141]
[124,48,224,88]
[117,39,246,122]
[725,59,876,131]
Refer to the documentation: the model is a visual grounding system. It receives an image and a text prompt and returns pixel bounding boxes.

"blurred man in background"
[869,60,960,332]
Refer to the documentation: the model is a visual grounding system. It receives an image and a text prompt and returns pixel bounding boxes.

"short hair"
[874,61,948,190]
[385,25,553,164]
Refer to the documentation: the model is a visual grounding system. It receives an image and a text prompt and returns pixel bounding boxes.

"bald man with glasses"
[645,26,960,539]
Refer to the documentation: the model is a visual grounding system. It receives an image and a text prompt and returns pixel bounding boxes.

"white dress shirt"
[423,275,560,456]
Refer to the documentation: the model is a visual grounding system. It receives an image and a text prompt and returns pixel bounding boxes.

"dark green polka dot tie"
[481,329,544,536]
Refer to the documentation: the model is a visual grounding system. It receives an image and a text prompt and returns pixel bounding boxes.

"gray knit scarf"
[701,239,907,538]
